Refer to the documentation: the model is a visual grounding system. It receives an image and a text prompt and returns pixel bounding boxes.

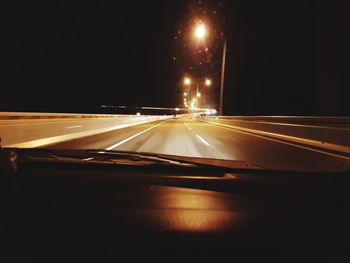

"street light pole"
[203,85,206,108]
[219,38,227,116]
[204,78,211,110]
[196,84,199,108]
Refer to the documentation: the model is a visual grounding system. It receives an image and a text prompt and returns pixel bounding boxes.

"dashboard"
[1,159,350,262]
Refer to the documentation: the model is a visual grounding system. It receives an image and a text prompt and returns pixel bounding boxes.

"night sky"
[1,0,349,115]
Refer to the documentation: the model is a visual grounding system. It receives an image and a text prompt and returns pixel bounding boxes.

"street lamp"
[192,21,226,115]
[205,78,211,86]
[204,78,212,108]
[183,76,192,114]
[184,77,191,86]
[194,22,207,40]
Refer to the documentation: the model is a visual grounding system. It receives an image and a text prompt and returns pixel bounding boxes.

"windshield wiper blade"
[15,148,195,167]
[85,150,194,166]
[87,150,265,170]
[13,148,265,170]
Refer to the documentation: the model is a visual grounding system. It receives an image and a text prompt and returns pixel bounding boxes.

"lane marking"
[184,123,192,130]
[184,122,193,132]
[196,135,210,146]
[65,125,82,129]
[105,120,168,150]
[204,121,350,161]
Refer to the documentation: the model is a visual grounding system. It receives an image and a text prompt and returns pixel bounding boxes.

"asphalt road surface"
[49,118,350,172]
[0,115,165,147]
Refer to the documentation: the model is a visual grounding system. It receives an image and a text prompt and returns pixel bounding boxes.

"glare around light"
[195,23,207,40]
[197,92,201,97]
[184,92,187,96]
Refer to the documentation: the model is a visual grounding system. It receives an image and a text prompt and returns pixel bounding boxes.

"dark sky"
[1,0,349,115]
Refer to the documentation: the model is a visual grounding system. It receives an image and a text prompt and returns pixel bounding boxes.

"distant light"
[205,79,212,86]
[136,112,141,116]
[175,108,180,111]
[184,77,191,86]
[184,92,187,96]
[192,98,196,102]
[197,92,201,97]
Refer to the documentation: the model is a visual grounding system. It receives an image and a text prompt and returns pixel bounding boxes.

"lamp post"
[183,77,192,114]
[204,78,212,109]
[193,22,226,115]
[219,39,227,116]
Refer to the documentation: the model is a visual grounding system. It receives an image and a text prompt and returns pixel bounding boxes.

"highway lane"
[49,118,350,172]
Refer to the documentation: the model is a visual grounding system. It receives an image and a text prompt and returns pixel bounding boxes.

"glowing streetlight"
[191,19,226,115]
[184,77,191,86]
[194,22,207,40]
[203,78,212,108]
[205,78,212,86]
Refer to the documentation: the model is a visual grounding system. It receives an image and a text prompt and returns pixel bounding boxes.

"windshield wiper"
[13,148,194,167]
[11,148,264,171]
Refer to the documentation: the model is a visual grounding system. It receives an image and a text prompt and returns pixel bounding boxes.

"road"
[49,118,350,172]
[0,115,166,147]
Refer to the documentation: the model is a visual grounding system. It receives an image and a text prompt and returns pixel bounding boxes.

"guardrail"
[203,116,350,156]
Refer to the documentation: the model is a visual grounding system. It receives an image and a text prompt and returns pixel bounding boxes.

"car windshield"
[1,0,349,173]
